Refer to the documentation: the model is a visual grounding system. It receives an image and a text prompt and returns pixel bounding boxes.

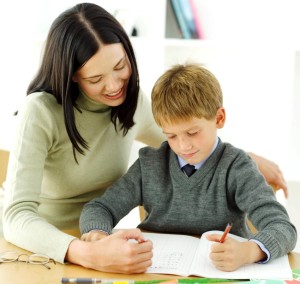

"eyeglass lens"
[0,251,55,269]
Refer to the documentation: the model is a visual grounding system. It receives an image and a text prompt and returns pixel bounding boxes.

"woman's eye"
[89,78,101,84]
[115,64,125,71]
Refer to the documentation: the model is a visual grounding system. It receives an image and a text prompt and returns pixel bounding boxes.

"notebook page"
[190,231,293,280]
[143,232,200,276]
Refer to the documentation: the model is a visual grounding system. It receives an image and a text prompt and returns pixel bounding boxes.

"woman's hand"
[248,152,288,198]
[206,233,266,272]
[66,228,153,274]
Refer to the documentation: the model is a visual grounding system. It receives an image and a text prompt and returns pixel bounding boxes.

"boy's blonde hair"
[151,64,223,126]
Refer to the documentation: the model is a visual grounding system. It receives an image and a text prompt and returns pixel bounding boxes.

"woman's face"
[73,43,132,106]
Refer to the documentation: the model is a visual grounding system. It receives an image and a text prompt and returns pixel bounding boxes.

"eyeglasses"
[0,251,56,269]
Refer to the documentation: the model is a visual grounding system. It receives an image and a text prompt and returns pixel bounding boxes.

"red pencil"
[219,223,232,243]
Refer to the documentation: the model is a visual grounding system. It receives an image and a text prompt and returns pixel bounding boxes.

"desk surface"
[1,237,300,284]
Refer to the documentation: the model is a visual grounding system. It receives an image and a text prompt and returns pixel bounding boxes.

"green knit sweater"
[2,90,164,263]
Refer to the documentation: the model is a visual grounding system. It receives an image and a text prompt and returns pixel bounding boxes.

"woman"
[2,3,287,274]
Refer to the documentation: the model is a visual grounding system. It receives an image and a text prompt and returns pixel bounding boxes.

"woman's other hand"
[248,152,288,198]
[66,228,153,274]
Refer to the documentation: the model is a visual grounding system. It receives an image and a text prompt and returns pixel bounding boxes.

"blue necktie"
[182,164,196,177]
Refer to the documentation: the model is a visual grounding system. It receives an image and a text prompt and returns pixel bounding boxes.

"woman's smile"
[104,88,124,100]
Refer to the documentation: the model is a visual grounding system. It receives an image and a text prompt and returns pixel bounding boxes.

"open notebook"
[143,231,292,280]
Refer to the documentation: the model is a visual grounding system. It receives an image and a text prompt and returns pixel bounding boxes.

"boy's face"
[161,108,225,165]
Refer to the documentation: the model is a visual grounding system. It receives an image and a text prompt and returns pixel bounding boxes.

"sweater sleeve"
[227,149,297,260]
[3,94,76,263]
[134,90,165,148]
[80,158,143,235]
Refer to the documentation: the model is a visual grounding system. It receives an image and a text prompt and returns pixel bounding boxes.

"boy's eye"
[188,131,198,136]
[166,134,176,139]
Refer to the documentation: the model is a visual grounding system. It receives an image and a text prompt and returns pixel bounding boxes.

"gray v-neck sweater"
[80,140,297,260]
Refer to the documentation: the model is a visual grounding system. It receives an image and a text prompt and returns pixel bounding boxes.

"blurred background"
[0,0,299,250]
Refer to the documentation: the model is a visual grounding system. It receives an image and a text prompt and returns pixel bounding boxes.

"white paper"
[143,231,293,280]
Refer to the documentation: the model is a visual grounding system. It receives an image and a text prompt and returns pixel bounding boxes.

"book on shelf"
[142,231,293,280]
[170,0,193,39]
[165,0,183,38]
[178,0,199,39]
[189,0,204,39]
[167,0,203,39]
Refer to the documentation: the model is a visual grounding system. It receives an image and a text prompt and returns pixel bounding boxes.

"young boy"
[80,64,297,272]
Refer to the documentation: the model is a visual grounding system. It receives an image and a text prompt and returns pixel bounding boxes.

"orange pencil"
[219,223,232,243]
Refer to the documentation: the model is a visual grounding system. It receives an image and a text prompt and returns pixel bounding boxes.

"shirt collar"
[177,136,219,170]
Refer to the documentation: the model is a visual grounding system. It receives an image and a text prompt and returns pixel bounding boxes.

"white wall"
[0,0,165,149]
[0,0,299,182]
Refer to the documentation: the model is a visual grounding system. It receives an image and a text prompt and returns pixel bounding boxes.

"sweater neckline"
[170,140,225,183]
[76,91,111,113]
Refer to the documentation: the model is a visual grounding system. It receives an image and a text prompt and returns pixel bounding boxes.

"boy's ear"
[216,107,226,129]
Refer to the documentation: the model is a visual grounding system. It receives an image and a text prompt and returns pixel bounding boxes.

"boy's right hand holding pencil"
[205,224,267,272]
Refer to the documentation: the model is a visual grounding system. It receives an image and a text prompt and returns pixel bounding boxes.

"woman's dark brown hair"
[27,3,139,160]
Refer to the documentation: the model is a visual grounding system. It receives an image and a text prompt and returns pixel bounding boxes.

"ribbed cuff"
[253,231,280,260]
[80,221,112,235]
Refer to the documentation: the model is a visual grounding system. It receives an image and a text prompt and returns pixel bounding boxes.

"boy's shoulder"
[140,140,169,153]
[218,140,254,166]
[137,141,173,169]
[139,141,170,159]
[222,141,247,155]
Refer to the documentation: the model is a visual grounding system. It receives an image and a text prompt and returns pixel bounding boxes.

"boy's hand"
[81,230,109,241]
[206,233,266,271]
